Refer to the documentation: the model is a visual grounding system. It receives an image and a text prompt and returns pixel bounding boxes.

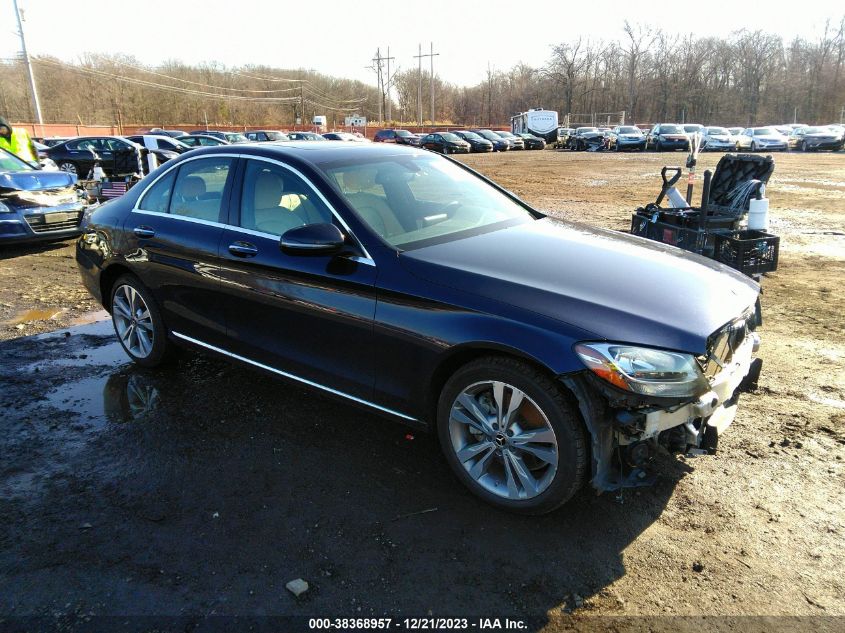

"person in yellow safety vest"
[0,116,38,163]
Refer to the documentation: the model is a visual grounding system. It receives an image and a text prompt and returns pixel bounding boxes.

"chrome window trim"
[172,331,416,422]
[131,152,376,267]
[133,208,226,229]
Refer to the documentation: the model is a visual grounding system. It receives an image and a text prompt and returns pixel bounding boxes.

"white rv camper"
[511,109,559,143]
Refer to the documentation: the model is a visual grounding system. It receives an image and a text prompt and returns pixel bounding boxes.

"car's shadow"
[0,238,74,260]
[0,329,691,626]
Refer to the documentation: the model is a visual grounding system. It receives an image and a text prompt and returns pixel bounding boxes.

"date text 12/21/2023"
[308,618,528,630]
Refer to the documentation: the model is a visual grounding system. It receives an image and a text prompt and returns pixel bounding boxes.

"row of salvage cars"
[557,123,845,152]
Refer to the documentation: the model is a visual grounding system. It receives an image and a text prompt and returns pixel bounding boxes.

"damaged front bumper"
[562,332,761,493]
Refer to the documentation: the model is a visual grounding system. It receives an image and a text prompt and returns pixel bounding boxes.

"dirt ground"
[0,149,843,631]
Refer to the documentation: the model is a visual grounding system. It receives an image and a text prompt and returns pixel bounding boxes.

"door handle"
[133,226,156,238]
[228,241,258,257]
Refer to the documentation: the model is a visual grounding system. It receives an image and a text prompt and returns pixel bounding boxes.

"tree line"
[2,21,844,129]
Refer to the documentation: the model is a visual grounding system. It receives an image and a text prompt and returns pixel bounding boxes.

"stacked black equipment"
[631,154,779,277]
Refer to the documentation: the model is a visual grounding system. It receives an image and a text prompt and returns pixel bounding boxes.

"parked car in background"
[419,132,471,154]
[554,128,574,149]
[727,127,744,142]
[683,124,704,139]
[189,130,250,144]
[515,133,546,150]
[825,124,845,144]
[287,132,324,141]
[789,126,844,151]
[76,141,763,514]
[373,129,418,145]
[737,127,788,152]
[568,127,604,151]
[646,124,690,152]
[701,127,736,152]
[126,135,190,155]
[607,125,646,151]
[32,140,59,170]
[470,129,510,152]
[493,131,525,150]
[451,131,494,153]
[0,147,89,244]
[45,136,142,178]
[245,130,290,142]
[774,125,793,136]
[176,134,229,147]
[149,128,187,138]
[38,137,72,148]
[323,132,369,142]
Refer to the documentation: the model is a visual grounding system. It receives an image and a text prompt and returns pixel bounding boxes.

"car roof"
[173,141,431,170]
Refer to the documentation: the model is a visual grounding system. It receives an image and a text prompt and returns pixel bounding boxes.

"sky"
[3,0,844,88]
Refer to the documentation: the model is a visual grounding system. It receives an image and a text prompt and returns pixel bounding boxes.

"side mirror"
[280,223,346,255]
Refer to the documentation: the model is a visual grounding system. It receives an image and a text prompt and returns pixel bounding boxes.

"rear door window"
[138,169,177,213]
[170,157,235,222]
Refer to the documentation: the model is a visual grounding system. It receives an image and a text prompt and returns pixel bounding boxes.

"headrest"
[179,175,206,199]
[254,171,284,209]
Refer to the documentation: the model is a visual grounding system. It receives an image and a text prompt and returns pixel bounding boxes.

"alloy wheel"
[112,284,155,359]
[448,380,559,500]
[58,161,78,175]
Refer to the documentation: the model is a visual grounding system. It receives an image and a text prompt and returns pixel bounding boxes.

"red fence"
[13,122,512,141]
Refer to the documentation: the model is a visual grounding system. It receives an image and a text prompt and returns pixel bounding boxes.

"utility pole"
[13,0,43,127]
[370,48,394,125]
[386,46,392,122]
[487,62,493,127]
[414,44,423,126]
[429,42,439,124]
[414,44,439,125]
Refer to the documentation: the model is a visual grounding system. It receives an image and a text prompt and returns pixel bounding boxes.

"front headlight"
[574,343,709,398]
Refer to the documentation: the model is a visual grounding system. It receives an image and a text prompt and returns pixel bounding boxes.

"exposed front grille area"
[23,212,83,234]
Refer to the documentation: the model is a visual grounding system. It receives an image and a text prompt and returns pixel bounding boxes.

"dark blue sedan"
[0,148,90,244]
[76,142,762,514]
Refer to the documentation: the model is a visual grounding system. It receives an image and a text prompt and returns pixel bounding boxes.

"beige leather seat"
[342,170,404,238]
[172,175,221,221]
[251,171,306,236]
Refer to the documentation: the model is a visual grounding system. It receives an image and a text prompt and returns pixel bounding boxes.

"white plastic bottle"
[748,197,770,231]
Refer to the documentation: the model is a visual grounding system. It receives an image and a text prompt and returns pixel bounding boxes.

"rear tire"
[58,161,79,176]
[437,356,587,515]
[110,274,173,368]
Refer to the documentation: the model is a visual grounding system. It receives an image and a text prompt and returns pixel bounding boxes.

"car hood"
[399,218,759,355]
[755,135,785,141]
[0,169,77,192]
[805,133,836,139]
[707,135,731,141]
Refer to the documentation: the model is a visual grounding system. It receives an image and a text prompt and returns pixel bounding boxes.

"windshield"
[458,131,481,139]
[754,128,776,135]
[227,133,249,143]
[576,127,598,134]
[320,153,535,249]
[0,148,35,171]
[266,131,288,140]
[441,133,461,142]
[395,130,412,138]
[707,127,729,135]
[497,131,514,138]
[683,125,701,132]
[803,127,825,134]
[617,126,640,134]
[659,125,684,134]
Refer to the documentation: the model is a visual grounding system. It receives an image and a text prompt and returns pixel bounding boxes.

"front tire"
[437,356,587,514]
[110,274,173,367]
